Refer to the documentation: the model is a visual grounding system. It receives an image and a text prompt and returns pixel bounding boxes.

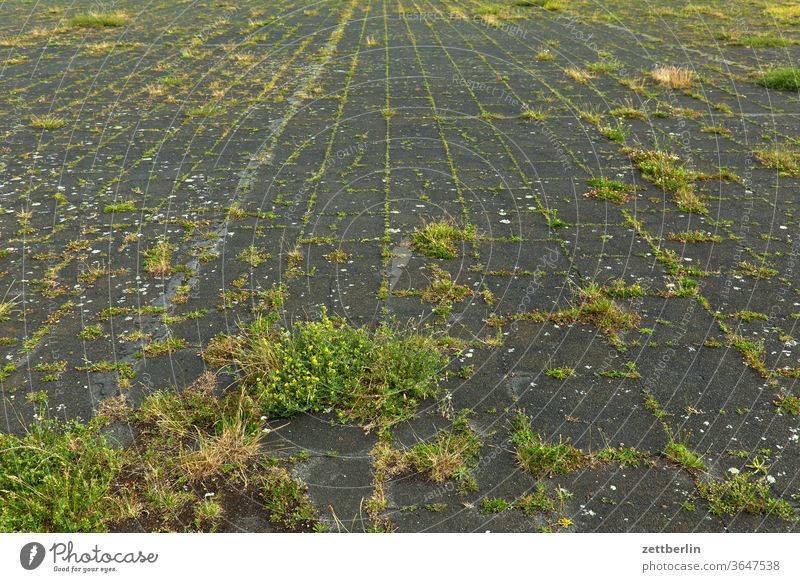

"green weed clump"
[205,311,446,429]
[411,220,472,259]
[626,148,706,214]
[759,68,800,92]
[664,440,707,472]
[754,145,800,177]
[586,177,633,204]
[510,412,587,478]
[698,473,794,519]
[0,419,121,532]
[30,114,66,130]
[409,415,482,482]
[71,12,130,28]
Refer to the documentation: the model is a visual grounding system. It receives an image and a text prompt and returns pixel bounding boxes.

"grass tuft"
[759,68,800,91]
[754,144,800,177]
[71,12,129,28]
[626,148,706,214]
[203,311,446,430]
[664,439,707,472]
[143,240,174,276]
[30,114,66,130]
[698,472,794,519]
[586,177,633,204]
[651,65,694,89]
[411,220,472,259]
[510,412,587,478]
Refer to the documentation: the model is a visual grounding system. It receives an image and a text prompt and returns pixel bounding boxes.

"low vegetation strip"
[0,310,450,532]
[203,310,447,430]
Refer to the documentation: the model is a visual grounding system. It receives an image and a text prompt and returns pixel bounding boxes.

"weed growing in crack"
[664,436,707,472]
[510,412,587,478]
[625,148,706,214]
[71,12,130,28]
[411,220,472,259]
[144,240,175,276]
[585,177,633,204]
[759,67,800,92]
[697,472,794,519]
[651,65,695,89]
[203,310,446,430]
[30,114,66,130]
[545,366,575,380]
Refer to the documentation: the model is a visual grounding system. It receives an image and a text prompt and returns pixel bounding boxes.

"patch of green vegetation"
[673,276,699,298]
[515,483,557,515]
[551,283,641,338]
[732,311,768,323]
[754,145,800,177]
[697,472,794,519]
[516,0,566,9]
[71,12,129,28]
[324,249,350,264]
[103,201,137,213]
[587,58,623,74]
[261,464,317,530]
[700,124,731,137]
[626,148,706,214]
[729,334,768,376]
[0,299,17,321]
[643,390,670,419]
[409,415,482,483]
[609,105,646,119]
[480,497,511,514]
[420,266,472,304]
[774,393,800,416]
[599,121,628,143]
[520,108,548,121]
[187,103,222,118]
[237,245,272,267]
[730,34,792,47]
[586,177,633,204]
[737,260,778,279]
[143,240,174,276]
[84,373,321,532]
[597,361,641,379]
[544,208,567,229]
[603,279,646,298]
[411,220,472,259]
[759,68,800,92]
[595,446,649,467]
[667,230,722,243]
[545,366,575,380]
[30,114,66,130]
[764,4,800,23]
[140,337,188,358]
[664,439,707,472]
[564,67,596,83]
[204,310,446,430]
[0,415,121,532]
[510,412,587,478]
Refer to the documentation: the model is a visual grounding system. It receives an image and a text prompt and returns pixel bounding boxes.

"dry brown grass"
[179,414,261,482]
[146,83,166,98]
[96,394,130,422]
[651,65,695,89]
[565,68,597,83]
